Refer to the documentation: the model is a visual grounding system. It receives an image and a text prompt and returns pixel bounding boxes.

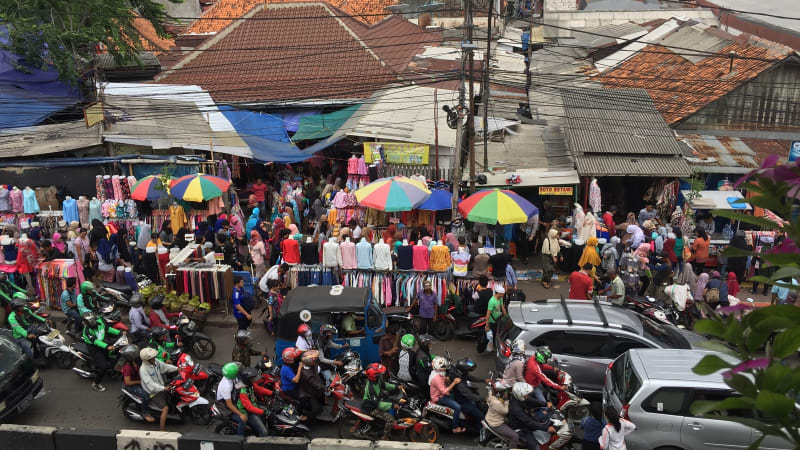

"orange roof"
[186,0,397,34]
[598,39,792,124]
[132,15,176,54]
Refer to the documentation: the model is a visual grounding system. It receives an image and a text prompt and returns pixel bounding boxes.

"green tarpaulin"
[291,105,359,141]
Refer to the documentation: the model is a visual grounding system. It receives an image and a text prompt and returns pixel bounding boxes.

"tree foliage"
[0,0,180,81]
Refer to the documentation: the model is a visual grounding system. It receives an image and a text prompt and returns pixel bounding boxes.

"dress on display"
[0,187,9,211]
[62,197,79,223]
[89,199,103,224]
[23,188,40,213]
[169,205,187,235]
[9,189,23,213]
[77,197,90,227]
[16,239,38,274]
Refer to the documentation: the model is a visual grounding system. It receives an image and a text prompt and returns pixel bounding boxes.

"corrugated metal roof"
[541,8,719,39]
[561,87,684,155]
[680,134,788,173]
[0,122,102,158]
[566,23,648,57]
[576,155,691,176]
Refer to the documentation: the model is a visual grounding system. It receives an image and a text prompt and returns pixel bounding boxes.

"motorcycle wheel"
[407,421,439,443]
[53,352,75,370]
[190,337,216,360]
[73,359,93,379]
[568,404,589,422]
[120,397,141,422]
[485,437,507,448]
[432,320,454,341]
[281,429,309,439]
[190,405,212,425]
[214,422,238,435]
[338,418,365,439]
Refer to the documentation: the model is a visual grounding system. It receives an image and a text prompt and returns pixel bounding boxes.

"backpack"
[705,286,720,304]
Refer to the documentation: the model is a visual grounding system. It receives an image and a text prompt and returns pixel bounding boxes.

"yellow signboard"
[539,186,573,196]
[84,102,104,128]
[363,142,429,165]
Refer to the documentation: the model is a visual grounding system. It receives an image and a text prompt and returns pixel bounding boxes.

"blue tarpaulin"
[0,26,82,130]
[281,110,320,133]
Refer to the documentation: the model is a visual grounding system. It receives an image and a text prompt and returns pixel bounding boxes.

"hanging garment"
[112,176,124,201]
[339,239,357,269]
[280,238,301,265]
[322,240,341,268]
[0,187,9,211]
[23,188,40,214]
[9,189,22,213]
[589,179,602,213]
[103,176,114,200]
[77,197,90,227]
[397,244,413,270]
[356,239,373,269]
[300,241,319,265]
[429,244,452,272]
[89,199,103,224]
[412,244,429,271]
[373,241,392,270]
[62,197,79,223]
[451,248,470,277]
[169,205,187,235]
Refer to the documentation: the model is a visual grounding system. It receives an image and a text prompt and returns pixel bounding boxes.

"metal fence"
[384,164,453,182]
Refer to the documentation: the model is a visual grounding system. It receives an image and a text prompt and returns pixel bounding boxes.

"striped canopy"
[354,176,431,212]
[458,189,539,224]
[169,174,231,202]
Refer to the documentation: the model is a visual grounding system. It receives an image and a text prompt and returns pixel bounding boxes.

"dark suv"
[0,329,43,421]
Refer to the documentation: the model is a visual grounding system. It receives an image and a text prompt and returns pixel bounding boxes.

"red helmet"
[365,362,387,382]
[297,324,311,336]
[282,347,300,365]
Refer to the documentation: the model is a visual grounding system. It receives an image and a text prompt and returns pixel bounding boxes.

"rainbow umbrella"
[169,174,231,202]
[130,175,168,201]
[458,189,539,224]
[418,188,453,211]
[354,176,431,212]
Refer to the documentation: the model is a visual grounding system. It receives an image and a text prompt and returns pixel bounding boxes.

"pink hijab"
[52,233,66,253]
[288,224,299,235]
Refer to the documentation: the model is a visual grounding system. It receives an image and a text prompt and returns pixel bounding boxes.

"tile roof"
[186,0,397,34]
[597,24,794,124]
[131,14,176,54]
[156,3,396,102]
[576,155,691,176]
[361,15,441,73]
[680,134,790,173]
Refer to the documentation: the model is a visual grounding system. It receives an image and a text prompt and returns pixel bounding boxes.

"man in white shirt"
[139,347,178,431]
[258,263,289,293]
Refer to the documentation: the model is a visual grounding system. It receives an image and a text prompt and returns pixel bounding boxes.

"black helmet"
[130,294,142,308]
[151,326,168,338]
[10,297,26,309]
[150,295,165,310]
[82,311,98,328]
[235,329,252,345]
[120,344,140,362]
[239,367,260,386]
[456,357,477,374]
[417,334,433,347]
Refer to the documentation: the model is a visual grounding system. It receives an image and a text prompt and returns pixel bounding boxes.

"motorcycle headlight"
[184,355,194,367]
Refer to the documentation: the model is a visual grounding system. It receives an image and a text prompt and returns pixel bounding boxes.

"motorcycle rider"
[316,324,345,386]
[280,347,306,420]
[449,358,485,428]
[82,310,122,392]
[396,334,416,383]
[509,382,557,450]
[148,295,180,328]
[524,347,564,407]
[363,362,400,440]
[414,334,434,388]
[298,350,326,420]
[119,344,155,423]
[60,277,82,333]
[128,296,151,345]
[429,356,466,434]
[216,362,250,436]
[232,330,266,368]
[502,339,528,386]
[148,326,179,362]
[8,294,48,359]
[77,281,99,315]
[235,367,271,437]
[139,346,179,431]
[486,381,519,448]
[295,323,315,352]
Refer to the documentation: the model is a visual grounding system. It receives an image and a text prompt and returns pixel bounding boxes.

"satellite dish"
[299,309,312,323]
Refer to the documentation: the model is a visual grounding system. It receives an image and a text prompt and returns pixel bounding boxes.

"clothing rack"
[35,259,78,309]
[340,269,451,307]
[174,263,234,310]
[286,265,341,288]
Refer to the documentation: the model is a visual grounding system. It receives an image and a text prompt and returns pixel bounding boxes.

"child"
[264,279,282,336]
[581,403,605,450]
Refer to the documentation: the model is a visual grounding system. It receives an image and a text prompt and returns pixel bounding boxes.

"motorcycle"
[171,349,211,394]
[120,375,212,425]
[28,322,79,369]
[98,302,129,332]
[623,295,679,326]
[338,394,439,443]
[419,351,484,434]
[71,333,129,380]
[431,300,485,342]
[210,395,310,438]
[95,282,139,308]
[166,314,216,360]
[334,349,365,398]
[479,408,572,450]
[384,307,416,336]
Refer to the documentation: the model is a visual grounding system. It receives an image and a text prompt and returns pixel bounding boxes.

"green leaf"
[772,327,800,360]
[694,319,728,339]
[768,266,800,283]
[755,390,794,418]
[753,317,796,334]
[749,305,800,324]
[692,354,734,375]
[713,209,780,230]
[690,397,754,415]
[763,364,793,394]
[726,374,758,398]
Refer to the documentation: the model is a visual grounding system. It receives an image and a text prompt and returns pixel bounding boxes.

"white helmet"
[432,356,449,372]
[511,339,525,356]
[493,380,511,393]
[512,382,533,401]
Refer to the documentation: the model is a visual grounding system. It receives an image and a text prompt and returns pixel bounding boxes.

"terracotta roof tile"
[362,15,442,73]
[598,39,792,124]
[186,0,397,34]
[132,15,176,54]
[157,3,396,102]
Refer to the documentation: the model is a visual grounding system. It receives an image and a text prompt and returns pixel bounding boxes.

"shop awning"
[463,169,579,187]
[576,156,691,177]
[0,121,102,158]
[291,105,359,141]
[681,190,752,211]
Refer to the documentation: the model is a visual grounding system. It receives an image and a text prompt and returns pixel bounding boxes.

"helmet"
[82,312,98,328]
[235,329,253,345]
[535,352,546,364]
[149,295,165,310]
[512,382,533,401]
[400,334,416,350]
[13,292,28,300]
[319,324,337,336]
[297,323,311,336]
[456,358,476,374]
[140,347,159,361]
[150,326,168,339]
[417,334,433,348]
[239,367,260,386]
[119,345,140,362]
[10,297,26,309]
[493,380,511,393]
[511,339,525,356]
[282,347,299,365]
[538,347,552,361]
[365,362,387,382]
[301,350,319,366]
[80,281,96,294]
[432,356,448,372]
[130,295,142,308]
[222,362,241,379]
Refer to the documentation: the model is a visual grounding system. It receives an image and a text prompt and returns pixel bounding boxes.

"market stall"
[682,190,752,268]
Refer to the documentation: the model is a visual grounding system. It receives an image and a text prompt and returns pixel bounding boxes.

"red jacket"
[149,310,180,328]
[524,356,560,390]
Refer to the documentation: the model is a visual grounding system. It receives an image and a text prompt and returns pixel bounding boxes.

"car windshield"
[638,315,691,349]
[0,336,23,377]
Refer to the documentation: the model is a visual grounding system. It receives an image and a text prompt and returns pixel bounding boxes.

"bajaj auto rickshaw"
[275,286,386,365]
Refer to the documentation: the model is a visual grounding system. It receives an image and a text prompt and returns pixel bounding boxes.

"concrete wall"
[544,0,580,11]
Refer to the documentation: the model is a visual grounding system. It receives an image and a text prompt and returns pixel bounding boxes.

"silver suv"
[495,299,721,394]
[603,349,793,450]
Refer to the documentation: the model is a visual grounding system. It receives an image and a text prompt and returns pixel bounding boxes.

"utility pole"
[452,4,469,214]
[466,0,476,193]
[482,0,493,173]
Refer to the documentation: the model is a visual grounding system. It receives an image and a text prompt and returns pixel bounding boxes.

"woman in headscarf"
[250,230,267,281]
[269,217,284,266]
[727,272,740,298]
[288,223,299,236]
[383,224,397,244]
[96,236,119,282]
[635,243,651,295]
[675,261,698,294]
[51,232,67,254]
[246,207,261,236]
[445,233,459,252]
[694,272,709,302]
[578,236,602,268]
[89,219,108,247]
[627,224,645,249]
[229,213,244,239]
[111,228,131,263]
[726,230,751,283]
[663,232,677,267]
[541,228,562,289]
[601,236,620,275]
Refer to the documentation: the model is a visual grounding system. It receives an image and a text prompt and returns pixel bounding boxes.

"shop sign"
[363,142,429,165]
[539,186,573,196]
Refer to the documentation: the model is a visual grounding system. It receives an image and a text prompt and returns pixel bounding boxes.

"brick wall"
[544,0,579,11]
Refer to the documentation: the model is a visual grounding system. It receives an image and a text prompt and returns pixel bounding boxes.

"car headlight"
[31,370,39,383]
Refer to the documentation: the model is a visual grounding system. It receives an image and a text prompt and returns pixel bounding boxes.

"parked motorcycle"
[120,375,211,425]
[71,333,129,380]
[384,307,416,336]
[623,295,679,326]
[166,314,216,360]
[431,300,485,342]
[28,322,78,369]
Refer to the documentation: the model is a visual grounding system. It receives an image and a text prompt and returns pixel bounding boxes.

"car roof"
[628,349,740,384]
[508,299,644,335]
[280,286,369,316]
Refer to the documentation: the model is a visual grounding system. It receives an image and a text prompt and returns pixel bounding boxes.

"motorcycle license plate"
[47,330,59,339]
[17,393,34,414]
